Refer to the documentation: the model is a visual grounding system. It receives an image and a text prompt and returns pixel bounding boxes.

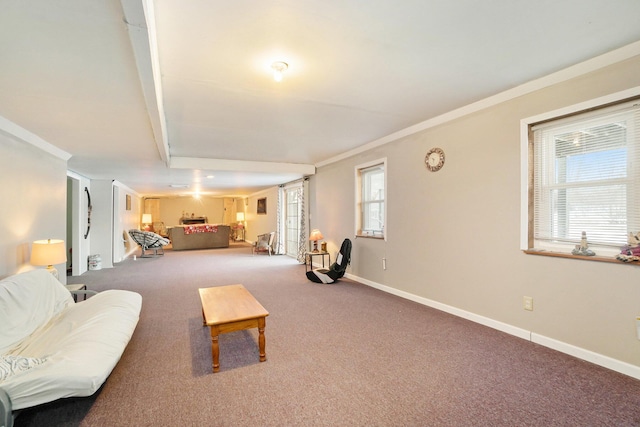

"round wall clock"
[425,147,445,172]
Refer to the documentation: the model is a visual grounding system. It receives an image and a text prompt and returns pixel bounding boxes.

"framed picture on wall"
[257,197,267,215]
[126,194,131,211]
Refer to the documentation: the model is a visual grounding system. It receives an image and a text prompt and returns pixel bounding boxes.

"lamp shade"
[142,214,152,224]
[236,212,245,221]
[309,229,324,241]
[31,239,67,266]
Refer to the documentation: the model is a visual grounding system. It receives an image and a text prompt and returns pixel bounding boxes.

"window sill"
[356,234,384,240]
[523,249,640,266]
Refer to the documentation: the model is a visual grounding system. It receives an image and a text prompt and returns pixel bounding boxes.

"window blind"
[531,99,640,253]
[361,164,385,233]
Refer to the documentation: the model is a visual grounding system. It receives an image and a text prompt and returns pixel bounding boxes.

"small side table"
[305,251,331,272]
[65,284,87,302]
[235,227,245,241]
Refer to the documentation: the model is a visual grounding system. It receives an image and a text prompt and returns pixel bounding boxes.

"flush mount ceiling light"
[271,61,288,82]
[169,184,189,188]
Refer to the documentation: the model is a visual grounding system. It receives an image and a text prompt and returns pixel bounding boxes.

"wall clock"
[425,147,445,172]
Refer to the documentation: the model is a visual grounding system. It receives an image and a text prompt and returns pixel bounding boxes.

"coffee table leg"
[258,317,266,362]
[210,325,220,372]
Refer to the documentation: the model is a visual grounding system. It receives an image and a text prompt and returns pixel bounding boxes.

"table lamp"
[142,213,152,231]
[309,229,324,252]
[236,212,245,228]
[31,239,67,279]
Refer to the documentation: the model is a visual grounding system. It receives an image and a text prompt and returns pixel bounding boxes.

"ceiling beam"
[121,0,170,165]
[170,157,316,176]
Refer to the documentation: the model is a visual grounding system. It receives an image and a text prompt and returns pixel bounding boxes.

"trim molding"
[112,180,140,198]
[317,40,640,169]
[0,115,71,161]
[531,333,640,380]
[170,156,316,175]
[345,272,640,381]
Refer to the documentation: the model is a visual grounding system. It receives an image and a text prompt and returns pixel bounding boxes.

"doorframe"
[66,171,89,276]
[281,178,309,261]
[284,183,302,257]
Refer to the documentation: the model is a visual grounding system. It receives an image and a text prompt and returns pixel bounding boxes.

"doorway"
[285,185,302,257]
[66,175,81,276]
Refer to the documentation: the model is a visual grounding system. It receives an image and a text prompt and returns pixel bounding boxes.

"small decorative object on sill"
[618,231,640,262]
[571,231,595,256]
[616,253,640,262]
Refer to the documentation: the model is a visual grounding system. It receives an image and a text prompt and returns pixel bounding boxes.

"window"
[524,96,640,257]
[356,159,386,239]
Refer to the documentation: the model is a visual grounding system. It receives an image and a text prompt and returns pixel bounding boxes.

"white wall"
[90,180,115,269]
[0,122,69,281]
[311,55,640,375]
[246,187,278,243]
[151,193,272,243]
[154,196,225,227]
[113,182,141,263]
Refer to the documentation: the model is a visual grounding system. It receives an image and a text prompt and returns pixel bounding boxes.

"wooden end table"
[199,284,269,373]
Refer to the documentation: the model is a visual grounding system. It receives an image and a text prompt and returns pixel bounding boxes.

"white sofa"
[0,270,142,427]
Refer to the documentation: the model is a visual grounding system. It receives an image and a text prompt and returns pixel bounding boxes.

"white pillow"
[0,355,46,383]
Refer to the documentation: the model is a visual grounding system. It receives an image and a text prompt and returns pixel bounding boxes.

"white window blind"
[356,160,386,238]
[531,100,640,254]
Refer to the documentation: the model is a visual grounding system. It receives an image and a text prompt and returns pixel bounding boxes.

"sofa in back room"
[167,224,230,250]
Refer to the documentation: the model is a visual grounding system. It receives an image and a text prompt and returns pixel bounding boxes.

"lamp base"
[45,265,59,280]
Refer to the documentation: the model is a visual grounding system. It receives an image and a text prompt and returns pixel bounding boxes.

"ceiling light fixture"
[271,61,288,82]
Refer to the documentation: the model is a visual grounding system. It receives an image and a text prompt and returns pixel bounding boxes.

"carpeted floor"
[14,243,640,426]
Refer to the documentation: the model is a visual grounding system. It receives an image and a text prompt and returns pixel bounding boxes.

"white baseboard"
[124,248,138,261]
[345,273,640,381]
[531,334,640,380]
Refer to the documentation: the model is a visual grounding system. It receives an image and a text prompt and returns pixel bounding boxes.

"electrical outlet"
[523,296,533,311]
[382,258,387,270]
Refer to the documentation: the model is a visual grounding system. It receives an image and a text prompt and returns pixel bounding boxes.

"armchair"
[153,221,168,237]
[128,230,170,257]
[253,232,275,256]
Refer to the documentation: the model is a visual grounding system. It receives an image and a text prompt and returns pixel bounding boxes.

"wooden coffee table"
[198,284,269,373]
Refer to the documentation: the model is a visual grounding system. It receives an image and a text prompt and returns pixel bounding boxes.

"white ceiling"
[1,0,640,197]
